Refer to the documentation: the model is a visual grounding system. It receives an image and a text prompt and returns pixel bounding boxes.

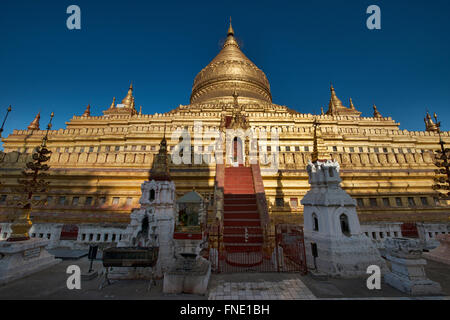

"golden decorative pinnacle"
[228,17,234,36]
[425,110,440,132]
[8,114,53,242]
[110,97,116,109]
[121,83,134,108]
[373,104,382,118]
[27,112,41,130]
[82,104,91,117]
[349,98,356,110]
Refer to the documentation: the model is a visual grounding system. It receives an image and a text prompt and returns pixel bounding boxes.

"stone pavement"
[208,278,316,300]
[0,254,448,300]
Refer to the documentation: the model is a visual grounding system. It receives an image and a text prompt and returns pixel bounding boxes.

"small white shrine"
[301,123,386,277]
[118,133,176,277]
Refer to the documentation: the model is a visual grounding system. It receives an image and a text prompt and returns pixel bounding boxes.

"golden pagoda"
[0,20,448,240]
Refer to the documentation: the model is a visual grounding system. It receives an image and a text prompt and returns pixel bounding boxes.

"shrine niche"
[175,190,206,235]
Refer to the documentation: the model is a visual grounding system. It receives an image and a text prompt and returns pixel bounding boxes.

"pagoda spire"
[121,82,134,108]
[149,125,171,181]
[27,112,40,130]
[223,18,239,48]
[349,98,356,110]
[373,104,382,118]
[227,17,234,36]
[326,83,344,116]
[82,104,91,117]
[109,97,116,109]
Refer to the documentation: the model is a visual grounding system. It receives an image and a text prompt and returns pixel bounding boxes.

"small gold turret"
[349,98,356,110]
[82,104,91,117]
[424,111,440,132]
[373,104,382,118]
[326,84,343,115]
[121,83,134,108]
[325,84,361,116]
[27,112,40,130]
[109,97,116,109]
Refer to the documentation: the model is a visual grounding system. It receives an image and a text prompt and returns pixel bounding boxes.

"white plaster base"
[0,238,61,286]
[163,258,211,295]
[423,235,450,266]
[305,232,388,278]
[384,255,442,295]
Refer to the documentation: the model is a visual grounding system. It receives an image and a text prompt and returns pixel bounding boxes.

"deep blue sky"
[0,0,449,141]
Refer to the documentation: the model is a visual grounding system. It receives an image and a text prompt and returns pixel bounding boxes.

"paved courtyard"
[0,254,449,300]
[208,278,316,300]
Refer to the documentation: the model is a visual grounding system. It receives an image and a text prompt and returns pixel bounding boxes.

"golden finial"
[424,110,440,132]
[121,83,134,108]
[349,98,355,110]
[139,105,142,115]
[227,17,234,36]
[27,112,41,130]
[373,104,382,118]
[82,104,91,117]
[321,107,324,115]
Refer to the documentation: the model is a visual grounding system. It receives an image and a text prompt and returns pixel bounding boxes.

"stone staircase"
[223,167,264,266]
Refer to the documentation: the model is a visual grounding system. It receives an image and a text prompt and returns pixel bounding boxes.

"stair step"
[224,220,261,227]
[224,213,260,220]
[224,194,256,199]
[224,204,258,211]
[223,227,263,234]
[223,236,263,243]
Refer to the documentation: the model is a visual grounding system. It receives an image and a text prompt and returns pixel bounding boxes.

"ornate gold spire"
[109,97,116,109]
[139,106,142,115]
[190,20,272,105]
[27,112,40,130]
[373,104,382,118]
[227,17,234,36]
[311,120,331,163]
[349,98,356,110]
[82,104,91,117]
[424,111,440,132]
[103,84,137,116]
[149,123,171,181]
[326,84,361,116]
[121,83,134,108]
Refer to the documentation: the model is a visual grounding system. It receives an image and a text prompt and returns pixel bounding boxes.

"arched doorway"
[232,137,244,166]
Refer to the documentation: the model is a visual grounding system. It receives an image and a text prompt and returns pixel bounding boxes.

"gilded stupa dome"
[190,21,272,105]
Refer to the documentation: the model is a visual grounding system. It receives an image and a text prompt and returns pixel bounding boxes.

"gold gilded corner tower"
[0,22,449,228]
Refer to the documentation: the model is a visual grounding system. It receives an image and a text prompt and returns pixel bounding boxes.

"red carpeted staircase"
[223,167,264,267]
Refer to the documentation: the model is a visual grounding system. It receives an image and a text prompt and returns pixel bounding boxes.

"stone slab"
[0,238,61,286]
[47,248,88,260]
